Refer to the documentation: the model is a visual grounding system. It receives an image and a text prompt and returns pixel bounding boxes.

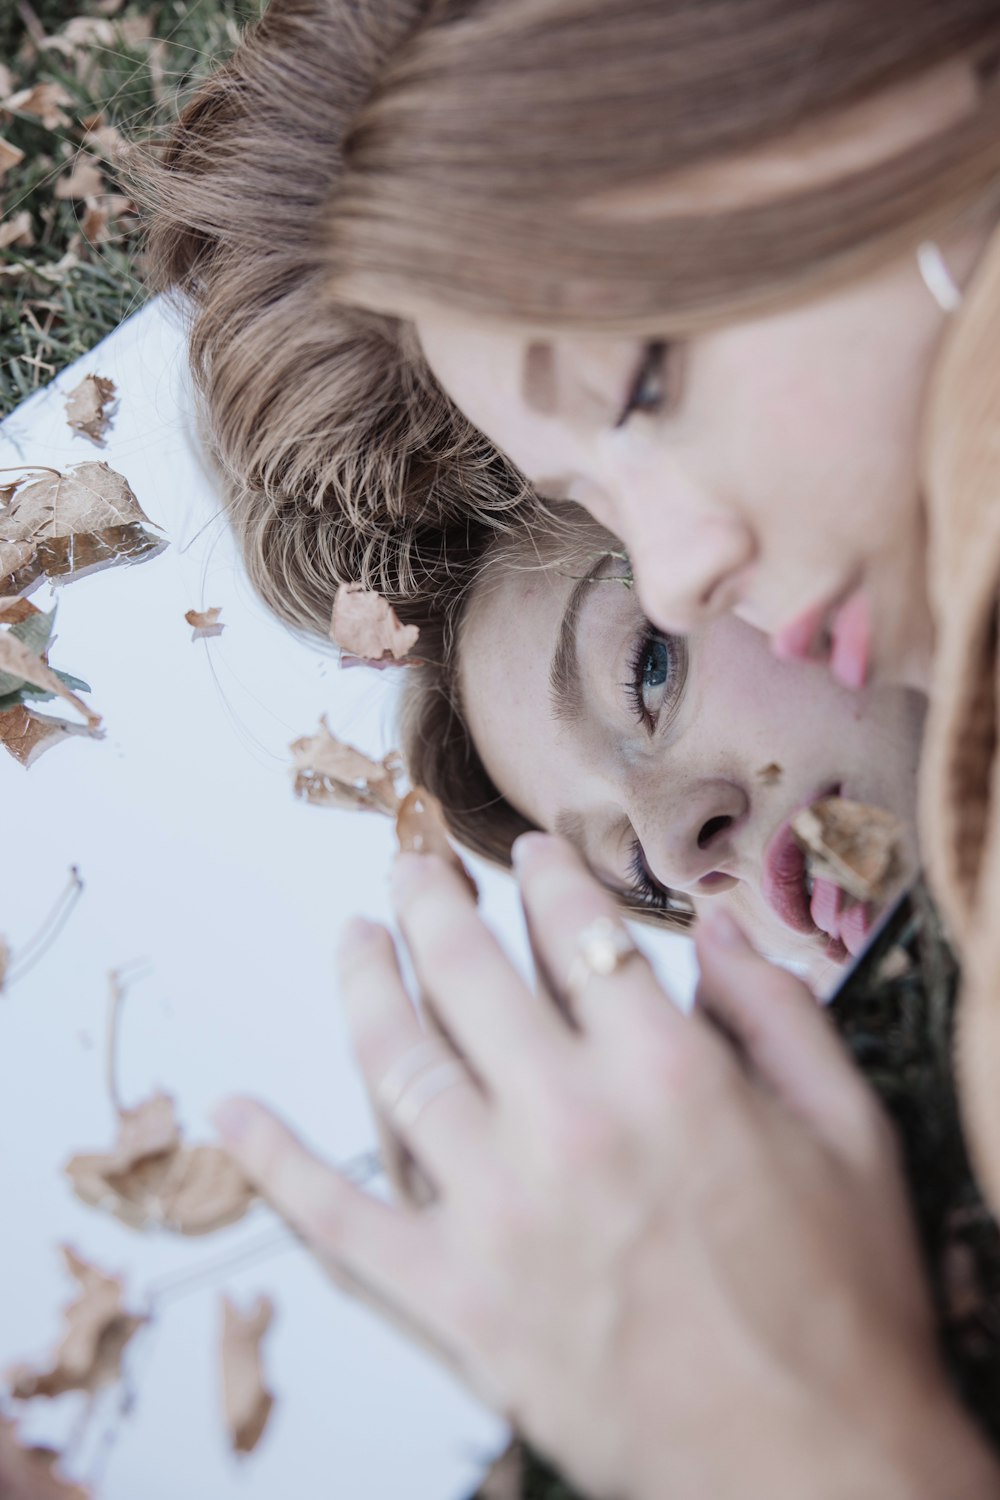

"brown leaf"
[0,704,99,767]
[0,632,99,726]
[0,1417,89,1500]
[330,583,420,665]
[7,1247,143,1401]
[4,83,73,130]
[0,136,23,182]
[0,460,166,594]
[0,211,33,249]
[396,787,477,897]
[757,762,782,784]
[220,1295,276,1454]
[65,1095,255,1236]
[290,716,401,813]
[77,194,131,246]
[791,796,906,904]
[184,606,224,640]
[0,598,40,624]
[82,122,125,161]
[64,374,117,446]
[54,157,105,201]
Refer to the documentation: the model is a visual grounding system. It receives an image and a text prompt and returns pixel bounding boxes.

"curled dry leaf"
[184,606,224,640]
[791,796,906,905]
[0,704,98,767]
[64,374,117,446]
[65,1092,255,1236]
[0,598,39,625]
[0,461,166,594]
[3,82,73,130]
[0,211,33,249]
[396,787,477,897]
[330,583,420,665]
[290,716,401,813]
[6,1247,143,1401]
[220,1295,276,1454]
[0,633,99,727]
[54,157,105,202]
[0,136,24,181]
[0,1418,89,1500]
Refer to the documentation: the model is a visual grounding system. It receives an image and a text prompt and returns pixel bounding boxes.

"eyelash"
[624,623,686,732]
[615,340,671,428]
[627,838,672,911]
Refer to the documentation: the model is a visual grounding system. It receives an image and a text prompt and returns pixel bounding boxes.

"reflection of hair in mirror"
[132,0,1000,630]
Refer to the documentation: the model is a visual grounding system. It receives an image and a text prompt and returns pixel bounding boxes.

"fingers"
[337,916,490,1189]
[695,910,888,1162]
[391,852,568,1088]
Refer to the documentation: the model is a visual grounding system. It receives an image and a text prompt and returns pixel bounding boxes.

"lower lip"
[761,786,875,960]
[772,584,871,692]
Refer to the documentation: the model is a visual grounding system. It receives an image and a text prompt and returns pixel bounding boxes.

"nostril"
[697,814,733,850]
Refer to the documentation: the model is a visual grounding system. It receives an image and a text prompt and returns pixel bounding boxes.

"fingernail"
[337,915,378,959]
[511,831,551,872]
[212,1096,255,1145]
[702,910,747,950]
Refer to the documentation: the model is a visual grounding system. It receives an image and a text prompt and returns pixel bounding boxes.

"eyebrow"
[548,553,608,726]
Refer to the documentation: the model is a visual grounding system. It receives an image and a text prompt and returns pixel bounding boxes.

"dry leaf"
[82,122,125,160]
[65,1093,255,1236]
[220,1295,276,1454]
[0,64,13,98]
[791,796,906,904]
[0,598,39,624]
[290,716,401,813]
[396,787,477,896]
[184,606,224,640]
[4,83,73,130]
[757,762,782,784]
[0,461,166,594]
[7,1247,143,1401]
[330,583,420,664]
[64,374,117,446]
[0,1417,89,1500]
[476,1440,524,1499]
[77,194,131,246]
[0,704,98,767]
[54,157,105,201]
[0,211,33,249]
[0,136,24,181]
[0,633,99,726]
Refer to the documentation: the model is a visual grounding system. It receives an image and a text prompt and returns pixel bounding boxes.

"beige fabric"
[922,223,1000,1211]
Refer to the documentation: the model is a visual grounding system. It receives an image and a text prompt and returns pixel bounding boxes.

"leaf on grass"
[0,211,33,249]
[791,796,906,904]
[65,1092,255,1236]
[0,705,97,767]
[330,583,420,665]
[78,195,132,247]
[54,157,106,202]
[64,375,117,446]
[7,1247,144,1401]
[82,123,126,162]
[290,716,401,813]
[3,83,73,130]
[396,787,477,897]
[220,1295,276,1454]
[184,606,224,640]
[0,461,166,594]
[0,1417,89,1500]
[0,137,23,181]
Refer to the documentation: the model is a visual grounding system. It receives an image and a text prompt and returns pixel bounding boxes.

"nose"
[635,779,749,894]
[627,514,757,636]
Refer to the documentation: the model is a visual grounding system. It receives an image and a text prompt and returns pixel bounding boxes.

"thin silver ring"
[376,1040,469,1133]
[565,916,640,1002]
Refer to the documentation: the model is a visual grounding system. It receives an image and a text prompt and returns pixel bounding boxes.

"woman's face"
[416,60,987,694]
[457,549,925,989]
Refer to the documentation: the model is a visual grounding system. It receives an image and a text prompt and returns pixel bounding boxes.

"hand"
[215,835,1000,1500]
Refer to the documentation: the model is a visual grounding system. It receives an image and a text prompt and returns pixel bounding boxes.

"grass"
[0,0,263,416]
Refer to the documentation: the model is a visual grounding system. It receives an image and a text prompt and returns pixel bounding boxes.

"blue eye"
[642,637,670,692]
[625,626,687,732]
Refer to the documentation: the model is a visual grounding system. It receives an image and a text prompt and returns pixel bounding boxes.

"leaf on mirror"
[0,631,99,726]
[65,1093,256,1236]
[184,606,224,640]
[64,375,117,447]
[0,462,166,594]
[330,583,420,665]
[396,787,477,897]
[220,1294,276,1454]
[791,796,906,904]
[0,705,98,767]
[290,716,401,814]
[0,598,40,625]
[0,1417,89,1500]
[6,1246,144,1401]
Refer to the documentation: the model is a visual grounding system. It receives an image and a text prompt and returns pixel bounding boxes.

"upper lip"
[771,579,859,665]
[760,784,840,936]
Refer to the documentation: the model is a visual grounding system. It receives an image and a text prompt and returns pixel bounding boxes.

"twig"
[5,864,84,987]
[105,958,152,1115]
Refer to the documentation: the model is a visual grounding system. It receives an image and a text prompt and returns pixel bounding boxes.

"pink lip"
[761,785,874,961]
[772,584,871,692]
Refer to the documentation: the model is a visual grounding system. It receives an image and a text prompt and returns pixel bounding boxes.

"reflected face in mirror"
[457,544,925,988]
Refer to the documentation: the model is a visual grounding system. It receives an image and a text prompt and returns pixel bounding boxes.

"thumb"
[695,910,880,1156]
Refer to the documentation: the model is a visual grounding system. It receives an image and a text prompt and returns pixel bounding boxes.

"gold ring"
[565,916,639,1002]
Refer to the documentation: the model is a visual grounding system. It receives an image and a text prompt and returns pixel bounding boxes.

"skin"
[458,545,925,987]
[415,58,994,693]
